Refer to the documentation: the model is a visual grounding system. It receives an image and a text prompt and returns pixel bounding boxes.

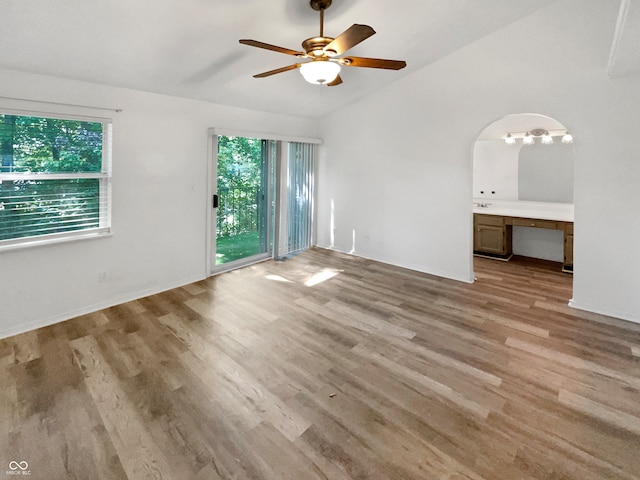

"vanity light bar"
[504,129,574,145]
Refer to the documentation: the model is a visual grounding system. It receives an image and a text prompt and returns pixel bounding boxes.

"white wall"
[513,227,564,263]
[317,0,640,323]
[0,69,318,338]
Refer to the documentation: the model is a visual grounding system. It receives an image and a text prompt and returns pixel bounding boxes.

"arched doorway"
[472,113,575,292]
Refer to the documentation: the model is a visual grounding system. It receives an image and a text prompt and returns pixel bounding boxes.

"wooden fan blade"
[253,63,302,78]
[327,75,343,87]
[324,24,376,56]
[341,56,406,70]
[240,39,305,57]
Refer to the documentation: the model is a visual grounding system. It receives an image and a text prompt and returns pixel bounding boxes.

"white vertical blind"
[284,142,315,255]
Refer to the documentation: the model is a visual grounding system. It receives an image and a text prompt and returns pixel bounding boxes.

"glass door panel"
[214,136,273,270]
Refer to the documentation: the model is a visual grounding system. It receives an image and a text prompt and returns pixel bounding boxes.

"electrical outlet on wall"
[98,271,112,283]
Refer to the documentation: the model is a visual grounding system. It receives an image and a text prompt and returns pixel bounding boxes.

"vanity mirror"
[473,113,574,202]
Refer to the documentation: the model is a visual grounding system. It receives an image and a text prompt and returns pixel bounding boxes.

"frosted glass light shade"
[541,131,553,144]
[522,132,534,145]
[561,132,573,143]
[300,61,340,84]
[504,133,516,145]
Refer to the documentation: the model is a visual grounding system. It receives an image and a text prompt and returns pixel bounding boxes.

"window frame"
[0,109,112,251]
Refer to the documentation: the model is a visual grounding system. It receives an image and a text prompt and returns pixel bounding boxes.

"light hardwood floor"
[1,248,639,479]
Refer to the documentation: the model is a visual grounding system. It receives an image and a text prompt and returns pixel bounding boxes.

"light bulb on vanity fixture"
[561,131,574,143]
[504,133,516,145]
[541,130,553,144]
[522,132,534,145]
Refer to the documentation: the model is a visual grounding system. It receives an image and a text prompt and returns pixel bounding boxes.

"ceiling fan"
[239,0,407,86]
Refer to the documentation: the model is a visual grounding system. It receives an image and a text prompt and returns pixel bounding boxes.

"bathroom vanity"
[473,201,574,272]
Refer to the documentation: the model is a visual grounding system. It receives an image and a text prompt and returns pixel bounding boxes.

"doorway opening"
[472,113,575,299]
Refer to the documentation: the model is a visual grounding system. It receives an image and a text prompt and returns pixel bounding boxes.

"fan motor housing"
[302,36,337,57]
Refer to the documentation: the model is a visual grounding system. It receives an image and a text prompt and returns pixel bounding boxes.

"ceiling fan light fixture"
[300,60,340,84]
[240,0,405,86]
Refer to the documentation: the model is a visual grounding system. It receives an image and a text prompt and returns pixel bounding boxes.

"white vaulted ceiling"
[0,0,566,118]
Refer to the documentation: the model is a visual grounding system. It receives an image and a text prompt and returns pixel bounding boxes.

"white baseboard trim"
[0,274,206,341]
[314,245,474,284]
[568,300,639,325]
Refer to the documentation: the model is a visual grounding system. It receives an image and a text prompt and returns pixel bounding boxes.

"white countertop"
[472,199,574,222]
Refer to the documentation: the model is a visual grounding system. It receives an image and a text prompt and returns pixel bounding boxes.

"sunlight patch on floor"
[304,268,341,287]
[265,274,293,283]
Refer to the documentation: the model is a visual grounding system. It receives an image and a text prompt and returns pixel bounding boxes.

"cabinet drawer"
[475,214,504,227]
[513,218,557,230]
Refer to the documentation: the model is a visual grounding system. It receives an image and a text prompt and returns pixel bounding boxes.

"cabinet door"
[564,233,574,267]
[475,225,507,254]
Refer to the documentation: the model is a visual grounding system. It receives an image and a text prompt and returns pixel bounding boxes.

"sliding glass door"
[209,132,317,274]
[212,135,275,272]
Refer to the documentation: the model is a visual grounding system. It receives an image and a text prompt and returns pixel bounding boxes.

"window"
[0,112,111,248]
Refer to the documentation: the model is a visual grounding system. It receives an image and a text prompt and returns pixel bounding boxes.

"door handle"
[212,194,219,208]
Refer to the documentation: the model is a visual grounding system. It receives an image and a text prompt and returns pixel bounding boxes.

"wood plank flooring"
[1,248,639,479]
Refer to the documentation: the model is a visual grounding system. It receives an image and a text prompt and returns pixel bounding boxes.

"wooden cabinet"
[474,214,512,259]
[474,213,574,273]
[512,218,557,230]
[563,223,574,272]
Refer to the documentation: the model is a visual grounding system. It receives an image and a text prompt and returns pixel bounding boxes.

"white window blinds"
[0,112,111,249]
